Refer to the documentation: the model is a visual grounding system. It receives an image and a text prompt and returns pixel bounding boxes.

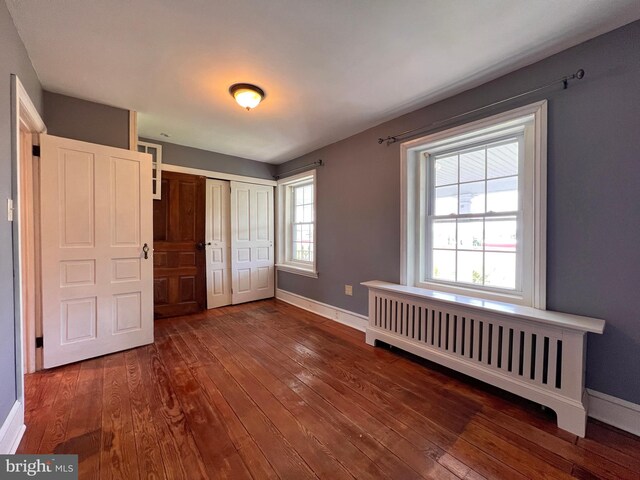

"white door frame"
[7,75,46,453]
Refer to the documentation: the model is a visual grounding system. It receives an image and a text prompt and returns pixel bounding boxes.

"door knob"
[142,243,150,259]
[196,242,212,250]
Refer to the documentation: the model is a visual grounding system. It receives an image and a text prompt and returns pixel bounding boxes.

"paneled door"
[40,134,153,368]
[230,181,274,304]
[205,179,232,308]
[153,171,206,317]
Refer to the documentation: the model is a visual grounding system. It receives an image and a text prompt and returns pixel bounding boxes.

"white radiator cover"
[362,281,605,437]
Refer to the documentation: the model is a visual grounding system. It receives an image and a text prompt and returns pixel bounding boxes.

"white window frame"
[276,170,318,278]
[401,101,547,308]
[137,140,162,200]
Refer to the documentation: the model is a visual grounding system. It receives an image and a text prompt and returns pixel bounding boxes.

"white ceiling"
[6,1,639,164]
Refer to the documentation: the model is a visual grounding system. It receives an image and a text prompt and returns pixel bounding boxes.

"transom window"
[276,170,318,277]
[402,101,547,308]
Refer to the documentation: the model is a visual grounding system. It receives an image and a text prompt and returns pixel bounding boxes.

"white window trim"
[276,169,318,278]
[400,100,547,309]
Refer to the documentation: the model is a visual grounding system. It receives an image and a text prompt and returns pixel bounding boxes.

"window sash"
[288,181,314,266]
[422,133,525,295]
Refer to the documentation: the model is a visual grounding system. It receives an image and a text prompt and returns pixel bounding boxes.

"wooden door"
[39,134,153,368]
[153,171,206,318]
[205,179,232,308]
[230,181,275,304]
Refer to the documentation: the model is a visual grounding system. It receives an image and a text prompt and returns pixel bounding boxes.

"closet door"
[230,182,274,304]
[205,179,232,308]
[152,171,206,318]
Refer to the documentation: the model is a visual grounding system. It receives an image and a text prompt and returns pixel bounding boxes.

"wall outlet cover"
[345,284,353,296]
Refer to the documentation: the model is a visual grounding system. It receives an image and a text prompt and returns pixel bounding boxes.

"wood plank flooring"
[18,299,640,479]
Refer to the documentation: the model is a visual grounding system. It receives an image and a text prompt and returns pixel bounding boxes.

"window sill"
[276,264,318,278]
[417,280,527,307]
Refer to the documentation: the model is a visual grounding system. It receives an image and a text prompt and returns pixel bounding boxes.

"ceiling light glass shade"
[229,83,265,110]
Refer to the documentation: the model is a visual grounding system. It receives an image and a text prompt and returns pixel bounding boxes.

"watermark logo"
[0,455,77,479]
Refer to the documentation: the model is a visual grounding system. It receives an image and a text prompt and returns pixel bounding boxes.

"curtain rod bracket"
[377,68,585,146]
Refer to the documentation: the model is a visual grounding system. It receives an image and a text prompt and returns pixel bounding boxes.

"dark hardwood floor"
[18,299,640,479]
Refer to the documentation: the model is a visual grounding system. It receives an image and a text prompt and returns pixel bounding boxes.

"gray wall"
[277,21,640,405]
[140,138,276,180]
[0,2,42,424]
[43,91,129,149]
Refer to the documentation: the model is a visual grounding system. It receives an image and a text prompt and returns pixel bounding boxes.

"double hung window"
[277,170,317,277]
[402,102,547,307]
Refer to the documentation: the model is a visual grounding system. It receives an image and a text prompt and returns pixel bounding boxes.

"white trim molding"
[400,100,547,309]
[587,389,640,436]
[276,288,367,332]
[11,75,46,443]
[0,401,25,454]
[162,163,277,186]
[276,170,318,277]
[129,110,138,151]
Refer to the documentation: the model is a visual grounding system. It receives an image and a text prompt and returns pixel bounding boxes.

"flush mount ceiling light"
[229,83,265,111]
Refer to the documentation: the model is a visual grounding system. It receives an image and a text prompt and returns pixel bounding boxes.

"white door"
[205,179,232,308]
[40,134,154,368]
[230,181,275,304]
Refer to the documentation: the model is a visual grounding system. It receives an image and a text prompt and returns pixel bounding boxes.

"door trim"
[11,75,46,451]
[162,163,277,187]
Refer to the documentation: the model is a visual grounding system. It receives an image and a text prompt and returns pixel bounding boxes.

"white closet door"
[230,181,274,304]
[205,179,232,308]
[40,134,153,368]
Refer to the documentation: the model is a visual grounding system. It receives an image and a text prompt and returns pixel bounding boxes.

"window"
[402,101,546,308]
[277,170,317,277]
[137,141,162,200]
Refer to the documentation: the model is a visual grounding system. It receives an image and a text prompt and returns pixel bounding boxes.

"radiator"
[362,281,605,437]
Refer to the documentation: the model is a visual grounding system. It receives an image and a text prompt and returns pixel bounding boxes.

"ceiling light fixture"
[229,83,265,111]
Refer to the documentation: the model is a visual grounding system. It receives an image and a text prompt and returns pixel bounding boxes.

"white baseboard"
[587,389,640,437]
[275,289,368,332]
[0,401,25,454]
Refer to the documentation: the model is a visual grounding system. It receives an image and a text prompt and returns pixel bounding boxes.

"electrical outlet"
[344,284,353,296]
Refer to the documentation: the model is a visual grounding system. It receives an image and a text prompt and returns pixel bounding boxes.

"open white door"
[40,134,153,368]
[230,181,274,304]
[205,179,232,308]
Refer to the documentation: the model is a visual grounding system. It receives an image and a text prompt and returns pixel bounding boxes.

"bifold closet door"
[230,181,275,304]
[205,179,232,308]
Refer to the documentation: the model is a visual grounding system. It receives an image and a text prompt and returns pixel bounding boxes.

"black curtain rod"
[274,159,323,180]
[378,69,585,146]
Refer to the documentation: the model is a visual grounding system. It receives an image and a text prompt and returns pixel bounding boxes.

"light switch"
[7,199,14,222]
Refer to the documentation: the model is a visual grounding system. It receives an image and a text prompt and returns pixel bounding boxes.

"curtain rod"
[378,69,585,146]
[274,159,323,180]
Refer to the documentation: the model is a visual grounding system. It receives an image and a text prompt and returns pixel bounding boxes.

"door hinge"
[32,145,40,157]
[35,336,43,348]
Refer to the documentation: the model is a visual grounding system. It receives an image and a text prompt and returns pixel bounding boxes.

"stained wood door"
[153,171,206,318]
[230,181,275,304]
[39,134,153,368]
[205,179,232,308]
